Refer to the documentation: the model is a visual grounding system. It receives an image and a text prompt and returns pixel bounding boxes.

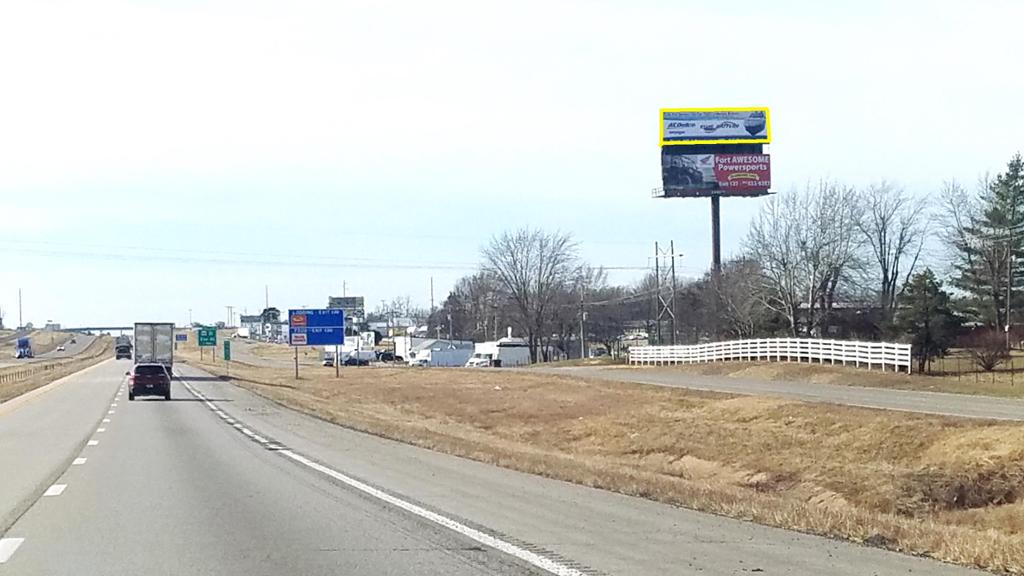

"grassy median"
[181,344,1024,573]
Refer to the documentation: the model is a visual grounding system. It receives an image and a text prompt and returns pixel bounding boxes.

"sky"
[1,0,1023,328]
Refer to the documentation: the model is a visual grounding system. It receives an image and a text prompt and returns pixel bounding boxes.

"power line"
[0,243,654,273]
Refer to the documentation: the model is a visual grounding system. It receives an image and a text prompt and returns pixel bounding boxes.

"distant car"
[322,356,335,367]
[127,363,172,401]
[70,337,77,344]
[343,357,370,366]
[376,351,401,362]
[56,345,66,352]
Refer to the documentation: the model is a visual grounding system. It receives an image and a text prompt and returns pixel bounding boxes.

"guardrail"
[628,338,912,374]
[0,359,76,385]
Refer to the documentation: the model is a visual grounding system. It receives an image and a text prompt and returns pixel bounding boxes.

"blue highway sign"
[288,308,344,346]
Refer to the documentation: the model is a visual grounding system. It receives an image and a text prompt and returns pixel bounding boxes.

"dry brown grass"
[181,347,1024,573]
[0,337,113,403]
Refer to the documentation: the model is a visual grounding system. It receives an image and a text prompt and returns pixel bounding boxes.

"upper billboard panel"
[660,107,771,146]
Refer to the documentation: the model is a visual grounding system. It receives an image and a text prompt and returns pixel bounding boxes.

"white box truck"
[134,322,174,370]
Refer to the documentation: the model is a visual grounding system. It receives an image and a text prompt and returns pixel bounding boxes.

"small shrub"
[966,331,1009,371]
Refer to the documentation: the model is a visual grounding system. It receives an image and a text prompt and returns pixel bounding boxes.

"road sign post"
[198,327,216,363]
[224,340,231,378]
[289,309,345,380]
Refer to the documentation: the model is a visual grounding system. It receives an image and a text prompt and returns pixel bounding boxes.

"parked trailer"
[466,336,531,367]
[409,347,473,367]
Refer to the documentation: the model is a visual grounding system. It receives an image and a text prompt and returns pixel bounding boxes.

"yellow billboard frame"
[660,107,771,146]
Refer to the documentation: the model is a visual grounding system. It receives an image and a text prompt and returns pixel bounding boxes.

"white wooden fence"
[628,338,912,374]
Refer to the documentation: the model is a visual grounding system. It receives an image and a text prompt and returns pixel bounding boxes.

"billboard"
[288,308,345,346]
[661,152,770,197]
[660,108,770,146]
[327,296,365,320]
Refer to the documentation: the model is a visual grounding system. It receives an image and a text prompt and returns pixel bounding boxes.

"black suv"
[127,363,172,400]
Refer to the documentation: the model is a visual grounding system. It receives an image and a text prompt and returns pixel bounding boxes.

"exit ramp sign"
[198,328,217,347]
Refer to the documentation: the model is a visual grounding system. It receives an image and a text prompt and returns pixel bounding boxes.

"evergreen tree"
[896,269,961,373]
[949,154,1024,329]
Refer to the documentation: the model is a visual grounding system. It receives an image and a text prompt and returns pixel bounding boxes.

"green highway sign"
[198,327,217,347]
[223,340,231,361]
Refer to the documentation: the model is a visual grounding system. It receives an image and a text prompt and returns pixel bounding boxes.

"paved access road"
[0,361,984,575]
[536,366,1024,421]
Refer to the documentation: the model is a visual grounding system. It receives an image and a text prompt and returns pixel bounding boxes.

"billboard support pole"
[711,195,723,339]
[335,345,340,378]
[711,195,722,274]
[294,347,299,380]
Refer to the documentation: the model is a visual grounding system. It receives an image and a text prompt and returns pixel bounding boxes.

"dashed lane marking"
[44,484,67,497]
[87,440,99,446]
[72,458,87,465]
[0,538,25,563]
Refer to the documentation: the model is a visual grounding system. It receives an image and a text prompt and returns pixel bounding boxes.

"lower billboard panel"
[661,152,770,197]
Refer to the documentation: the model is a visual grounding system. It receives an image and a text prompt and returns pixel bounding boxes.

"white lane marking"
[44,484,67,496]
[97,428,106,433]
[107,410,115,414]
[73,458,87,465]
[0,538,25,563]
[103,418,111,423]
[225,419,235,424]
[87,440,99,446]
[279,450,587,576]
[175,379,584,576]
[111,403,118,407]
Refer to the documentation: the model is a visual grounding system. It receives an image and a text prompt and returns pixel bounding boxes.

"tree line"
[424,154,1024,369]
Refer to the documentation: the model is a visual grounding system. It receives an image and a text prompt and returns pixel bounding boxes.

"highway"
[0,333,96,369]
[538,366,1024,421]
[0,360,984,575]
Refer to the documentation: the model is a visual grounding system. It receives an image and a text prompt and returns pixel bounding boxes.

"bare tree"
[747,191,802,335]
[482,229,578,362]
[745,181,863,336]
[714,258,773,338]
[857,182,928,325]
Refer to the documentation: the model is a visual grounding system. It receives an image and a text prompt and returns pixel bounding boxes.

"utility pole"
[226,306,234,328]
[654,243,661,345]
[654,242,678,345]
[265,285,269,311]
[447,313,453,345]
[579,283,586,359]
[188,308,193,326]
[670,240,678,345]
[18,288,23,329]
[430,277,435,313]
[1007,224,1014,350]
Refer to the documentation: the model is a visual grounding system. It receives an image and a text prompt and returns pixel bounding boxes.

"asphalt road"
[0,360,985,575]
[535,366,1024,421]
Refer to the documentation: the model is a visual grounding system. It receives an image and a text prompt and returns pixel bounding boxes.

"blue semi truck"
[15,336,33,359]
